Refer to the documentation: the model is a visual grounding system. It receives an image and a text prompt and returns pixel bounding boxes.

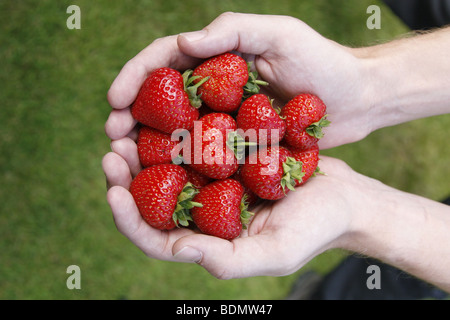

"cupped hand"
[103,12,375,279]
[103,150,364,279]
[106,12,372,149]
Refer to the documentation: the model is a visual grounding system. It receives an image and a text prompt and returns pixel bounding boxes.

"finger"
[104,107,137,140]
[172,231,295,279]
[110,137,142,178]
[107,185,197,261]
[317,119,370,150]
[127,125,140,142]
[102,152,133,190]
[177,12,298,58]
[107,185,142,237]
[107,35,203,110]
[314,155,351,175]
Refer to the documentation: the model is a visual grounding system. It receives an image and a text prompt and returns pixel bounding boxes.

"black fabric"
[383,0,450,30]
[310,255,448,300]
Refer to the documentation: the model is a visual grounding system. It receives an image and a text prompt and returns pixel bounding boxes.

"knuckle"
[214,11,239,26]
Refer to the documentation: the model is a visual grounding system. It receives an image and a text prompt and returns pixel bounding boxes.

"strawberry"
[240,146,304,200]
[281,93,330,150]
[193,53,267,113]
[131,67,208,134]
[129,164,201,230]
[236,94,286,145]
[182,165,212,189]
[191,179,253,240]
[137,126,180,167]
[184,112,240,180]
[286,129,321,152]
[288,143,321,186]
[231,166,259,207]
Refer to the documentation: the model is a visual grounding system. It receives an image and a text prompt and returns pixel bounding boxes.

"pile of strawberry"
[129,53,330,240]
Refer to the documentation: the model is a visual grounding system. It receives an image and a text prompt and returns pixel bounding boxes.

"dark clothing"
[311,255,448,300]
[384,0,450,30]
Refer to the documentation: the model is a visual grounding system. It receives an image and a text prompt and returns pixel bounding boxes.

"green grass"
[1,0,448,300]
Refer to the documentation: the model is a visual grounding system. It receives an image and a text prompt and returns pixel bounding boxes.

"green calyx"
[306,115,331,139]
[313,166,326,177]
[243,62,269,99]
[226,131,257,161]
[182,69,210,109]
[239,194,254,230]
[173,182,203,227]
[281,157,305,194]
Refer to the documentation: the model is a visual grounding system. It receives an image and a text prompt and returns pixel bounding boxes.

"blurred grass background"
[1,0,449,300]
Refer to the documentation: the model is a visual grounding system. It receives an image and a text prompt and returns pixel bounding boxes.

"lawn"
[1,0,448,300]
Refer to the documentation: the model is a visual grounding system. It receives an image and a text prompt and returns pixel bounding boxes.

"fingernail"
[173,246,203,263]
[180,30,207,42]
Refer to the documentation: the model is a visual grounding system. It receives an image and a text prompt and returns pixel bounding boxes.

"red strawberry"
[289,143,321,186]
[236,94,286,145]
[231,166,259,207]
[129,164,201,230]
[182,165,212,189]
[191,179,253,240]
[137,126,180,167]
[193,53,267,113]
[184,112,239,180]
[131,67,208,134]
[281,93,330,150]
[286,129,320,152]
[240,146,304,200]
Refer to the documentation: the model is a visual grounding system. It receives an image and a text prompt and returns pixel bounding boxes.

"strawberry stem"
[182,69,210,109]
[239,194,254,229]
[280,157,305,194]
[173,182,202,227]
[313,166,326,177]
[226,131,257,160]
[305,115,331,139]
[243,62,269,99]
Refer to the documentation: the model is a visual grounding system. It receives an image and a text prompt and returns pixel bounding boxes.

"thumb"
[172,232,289,279]
[177,12,284,58]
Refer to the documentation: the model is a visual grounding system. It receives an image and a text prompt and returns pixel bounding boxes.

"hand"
[103,149,450,287]
[103,12,372,278]
[106,12,372,149]
[103,13,450,288]
[103,154,359,279]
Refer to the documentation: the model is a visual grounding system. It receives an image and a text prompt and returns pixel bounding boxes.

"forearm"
[341,180,450,292]
[357,27,450,132]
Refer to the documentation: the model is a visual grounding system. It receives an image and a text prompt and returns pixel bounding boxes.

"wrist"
[354,29,450,133]
[335,177,450,290]
[357,49,422,133]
